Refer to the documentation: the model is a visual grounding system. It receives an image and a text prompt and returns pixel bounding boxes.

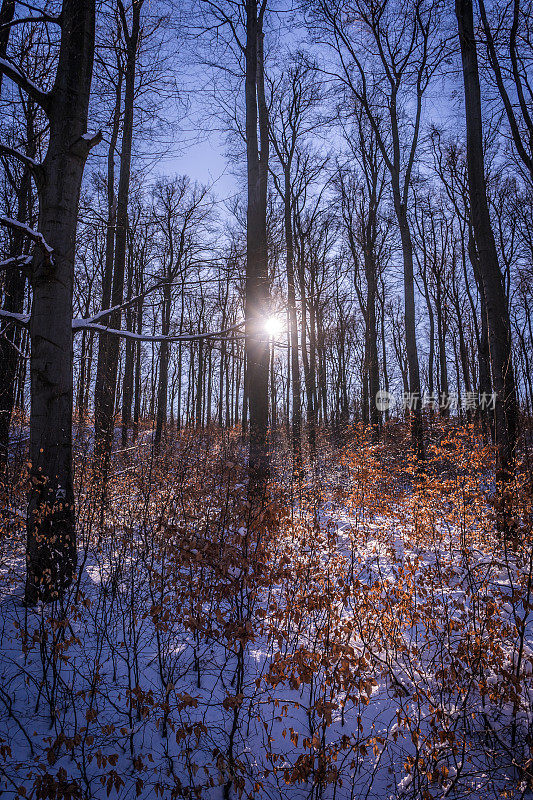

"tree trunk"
[0,99,36,473]
[364,242,380,438]
[93,66,122,422]
[436,283,449,417]
[25,0,96,603]
[468,231,493,433]
[196,339,203,429]
[0,170,29,473]
[284,170,302,471]
[121,237,135,445]
[456,0,518,484]
[245,0,270,489]
[94,0,141,468]
[421,269,436,417]
[132,295,143,441]
[206,343,212,426]
[396,200,424,458]
[155,278,171,446]
[0,0,14,93]
[298,253,316,458]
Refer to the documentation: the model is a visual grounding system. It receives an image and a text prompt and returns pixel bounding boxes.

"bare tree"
[150,176,210,446]
[269,59,320,470]
[94,0,144,471]
[478,0,533,184]
[200,0,271,488]
[456,0,518,494]
[0,0,98,602]
[338,108,387,438]
[311,0,447,458]
[429,130,496,438]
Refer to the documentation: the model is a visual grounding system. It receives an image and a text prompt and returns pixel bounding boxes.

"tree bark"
[121,239,135,445]
[245,0,270,489]
[0,171,30,473]
[396,199,424,457]
[363,228,380,438]
[456,0,518,483]
[23,0,96,603]
[283,169,302,471]
[94,64,122,422]
[155,279,171,445]
[0,0,14,93]
[94,0,142,468]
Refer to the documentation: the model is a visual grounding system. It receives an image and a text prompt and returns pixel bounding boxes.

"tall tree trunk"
[176,287,185,431]
[24,0,96,603]
[0,0,14,93]
[379,294,390,423]
[456,0,518,484]
[361,352,369,425]
[298,255,316,458]
[196,339,203,429]
[94,0,141,468]
[206,343,212,426]
[396,201,424,457]
[94,66,122,421]
[453,335,463,422]
[245,0,270,489]
[309,296,318,427]
[83,331,94,416]
[218,297,226,428]
[132,295,143,441]
[0,0,26,464]
[269,341,276,429]
[234,345,241,427]
[242,352,248,435]
[0,100,36,473]
[364,243,380,438]
[436,284,449,416]
[318,320,328,427]
[468,231,493,433]
[121,237,135,445]
[0,172,29,473]
[155,280,171,446]
[284,170,302,471]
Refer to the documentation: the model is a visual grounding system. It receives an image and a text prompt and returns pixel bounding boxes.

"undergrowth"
[0,422,532,799]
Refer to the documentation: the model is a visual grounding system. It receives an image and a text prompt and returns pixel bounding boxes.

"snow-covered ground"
[1,448,532,799]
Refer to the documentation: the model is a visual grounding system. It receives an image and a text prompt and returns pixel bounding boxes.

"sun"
[264,316,283,338]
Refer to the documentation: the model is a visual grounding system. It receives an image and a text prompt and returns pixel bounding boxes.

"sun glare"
[264,316,283,338]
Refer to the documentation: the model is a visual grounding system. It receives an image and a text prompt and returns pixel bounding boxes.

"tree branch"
[0,143,43,184]
[0,253,32,271]
[0,57,50,111]
[72,319,245,342]
[0,216,53,262]
[0,13,61,30]
[0,308,29,327]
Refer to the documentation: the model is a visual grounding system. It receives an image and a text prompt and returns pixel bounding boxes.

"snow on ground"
[0,462,532,800]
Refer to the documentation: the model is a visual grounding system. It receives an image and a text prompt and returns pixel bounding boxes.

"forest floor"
[0,422,533,800]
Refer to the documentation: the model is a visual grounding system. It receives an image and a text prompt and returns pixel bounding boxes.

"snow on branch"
[72,320,245,343]
[0,254,32,271]
[0,309,30,327]
[71,130,103,158]
[0,216,53,262]
[0,58,50,111]
[0,144,41,174]
[79,278,179,328]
